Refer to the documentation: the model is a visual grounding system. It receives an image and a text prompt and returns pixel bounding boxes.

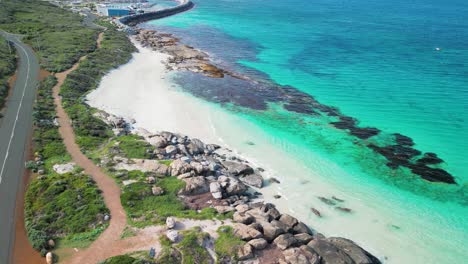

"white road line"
[0,39,31,185]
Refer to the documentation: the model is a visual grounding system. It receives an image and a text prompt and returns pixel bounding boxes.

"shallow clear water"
[142,0,468,262]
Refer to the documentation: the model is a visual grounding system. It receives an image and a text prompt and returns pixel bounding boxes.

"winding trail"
[51,31,215,263]
[52,30,227,263]
[52,32,127,264]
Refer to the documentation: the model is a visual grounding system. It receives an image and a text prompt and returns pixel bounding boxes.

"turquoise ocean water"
[144,0,468,262]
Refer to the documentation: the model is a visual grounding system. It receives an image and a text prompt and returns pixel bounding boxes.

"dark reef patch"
[417,153,444,165]
[330,116,380,139]
[394,133,414,146]
[174,69,456,185]
[408,165,455,184]
[368,143,455,184]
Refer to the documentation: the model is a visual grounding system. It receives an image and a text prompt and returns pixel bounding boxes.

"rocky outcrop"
[237,244,254,261]
[222,161,254,176]
[327,237,381,264]
[233,223,263,241]
[239,173,263,188]
[248,238,268,250]
[307,239,355,264]
[282,246,321,264]
[91,119,380,264]
[274,233,298,250]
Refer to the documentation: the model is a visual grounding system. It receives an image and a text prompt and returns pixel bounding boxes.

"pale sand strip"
[87,41,222,145]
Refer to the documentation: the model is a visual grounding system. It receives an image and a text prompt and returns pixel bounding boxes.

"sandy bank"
[87,41,221,144]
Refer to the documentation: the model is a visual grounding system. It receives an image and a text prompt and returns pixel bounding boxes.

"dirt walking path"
[52,32,128,264]
[52,32,228,263]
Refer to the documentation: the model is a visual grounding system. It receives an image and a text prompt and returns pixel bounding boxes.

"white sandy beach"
[87,42,468,264]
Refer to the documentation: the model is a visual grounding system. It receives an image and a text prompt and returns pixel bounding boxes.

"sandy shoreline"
[88,41,221,144]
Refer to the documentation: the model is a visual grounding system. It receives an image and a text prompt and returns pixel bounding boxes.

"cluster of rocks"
[93,111,133,136]
[106,130,379,263]
[135,29,248,79]
[230,203,380,264]
[113,129,266,198]
[91,109,381,263]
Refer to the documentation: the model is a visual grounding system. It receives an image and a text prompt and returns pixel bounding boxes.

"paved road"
[0,31,39,264]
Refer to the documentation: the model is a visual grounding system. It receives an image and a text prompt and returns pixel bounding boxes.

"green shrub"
[59,29,136,153]
[177,229,210,264]
[159,160,173,166]
[121,177,231,228]
[156,228,210,264]
[117,135,155,159]
[25,77,108,253]
[27,228,48,251]
[0,0,98,72]
[214,226,245,261]
[58,225,108,249]
[0,35,16,111]
[100,255,138,264]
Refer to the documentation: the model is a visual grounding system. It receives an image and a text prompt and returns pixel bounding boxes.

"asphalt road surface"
[0,31,39,264]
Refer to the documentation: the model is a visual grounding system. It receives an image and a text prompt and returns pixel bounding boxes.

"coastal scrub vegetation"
[122,176,231,227]
[214,226,245,261]
[0,36,16,113]
[114,135,155,159]
[99,255,149,264]
[0,0,98,72]
[99,251,157,264]
[60,28,136,153]
[25,77,108,253]
[157,228,211,264]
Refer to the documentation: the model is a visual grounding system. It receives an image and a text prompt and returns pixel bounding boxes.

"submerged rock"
[318,197,336,206]
[311,208,322,217]
[335,207,352,213]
